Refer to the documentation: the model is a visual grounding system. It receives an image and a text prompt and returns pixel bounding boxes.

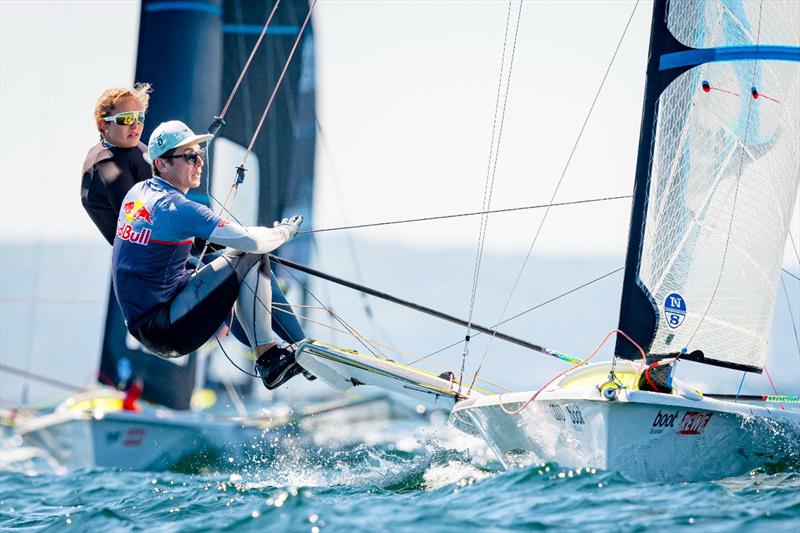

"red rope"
[496,329,646,415]
[709,86,741,97]
[762,366,784,410]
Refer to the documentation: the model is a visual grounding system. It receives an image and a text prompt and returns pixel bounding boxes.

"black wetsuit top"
[81,141,152,245]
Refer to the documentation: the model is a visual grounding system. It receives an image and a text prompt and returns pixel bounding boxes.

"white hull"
[451,362,800,481]
[15,387,419,473]
[19,398,268,472]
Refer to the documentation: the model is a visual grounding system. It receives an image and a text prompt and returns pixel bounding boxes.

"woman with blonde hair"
[80,83,153,245]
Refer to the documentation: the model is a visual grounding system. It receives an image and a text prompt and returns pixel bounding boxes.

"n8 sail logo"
[664,293,686,329]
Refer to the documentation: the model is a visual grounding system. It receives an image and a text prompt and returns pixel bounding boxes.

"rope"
[298,195,631,235]
[496,329,646,415]
[417,266,623,364]
[215,337,258,378]
[460,0,523,395]
[762,366,784,410]
[273,259,383,358]
[468,0,641,391]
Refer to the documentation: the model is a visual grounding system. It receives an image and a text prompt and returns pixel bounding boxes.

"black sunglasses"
[160,151,202,164]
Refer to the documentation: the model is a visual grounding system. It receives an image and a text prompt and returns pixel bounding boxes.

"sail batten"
[616,0,800,372]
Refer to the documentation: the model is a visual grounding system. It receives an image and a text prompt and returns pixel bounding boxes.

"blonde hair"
[94,82,152,137]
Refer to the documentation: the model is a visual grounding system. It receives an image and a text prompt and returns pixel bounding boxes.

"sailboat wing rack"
[295,341,487,405]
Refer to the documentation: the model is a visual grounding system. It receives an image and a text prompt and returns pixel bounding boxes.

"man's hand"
[274,215,303,241]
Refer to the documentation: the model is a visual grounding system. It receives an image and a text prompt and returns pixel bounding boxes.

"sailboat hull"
[450,363,799,482]
[19,408,269,472]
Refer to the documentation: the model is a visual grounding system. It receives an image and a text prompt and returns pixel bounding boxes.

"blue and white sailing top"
[112,177,221,329]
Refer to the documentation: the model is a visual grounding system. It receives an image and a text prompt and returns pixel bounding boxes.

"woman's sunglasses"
[160,151,202,164]
[103,111,146,126]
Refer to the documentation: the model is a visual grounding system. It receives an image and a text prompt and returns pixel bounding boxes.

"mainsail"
[616,0,800,372]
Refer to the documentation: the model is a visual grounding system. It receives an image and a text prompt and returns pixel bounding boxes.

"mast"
[615,0,689,363]
[615,0,800,372]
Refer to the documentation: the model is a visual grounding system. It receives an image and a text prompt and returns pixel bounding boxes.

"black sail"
[206,0,317,394]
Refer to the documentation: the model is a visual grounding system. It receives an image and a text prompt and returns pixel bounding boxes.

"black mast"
[615,0,691,362]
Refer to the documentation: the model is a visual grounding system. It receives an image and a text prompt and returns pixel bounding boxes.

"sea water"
[2,241,799,531]
[1,420,799,532]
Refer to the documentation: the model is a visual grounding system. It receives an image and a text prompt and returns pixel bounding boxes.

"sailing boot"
[255,343,303,390]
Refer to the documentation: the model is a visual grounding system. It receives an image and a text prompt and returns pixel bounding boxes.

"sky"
[0,0,657,257]
[2,0,795,256]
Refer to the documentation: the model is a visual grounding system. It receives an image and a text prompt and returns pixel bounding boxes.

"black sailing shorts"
[131,273,240,358]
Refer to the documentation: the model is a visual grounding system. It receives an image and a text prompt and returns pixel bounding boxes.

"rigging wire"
[734,371,747,402]
[217,0,282,123]
[415,266,624,364]
[200,179,630,236]
[199,0,318,267]
[467,0,641,393]
[241,0,318,166]
[22,2,71,404]
[460,0,523,395]
[780,273,800,357]
[298,195,631,235]
[314,119,397,347]
[0,363,84,393]
[788,231,800,266]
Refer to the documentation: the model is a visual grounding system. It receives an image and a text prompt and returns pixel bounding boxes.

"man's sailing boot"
[255,342,303,390]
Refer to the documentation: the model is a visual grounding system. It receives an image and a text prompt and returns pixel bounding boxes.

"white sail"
[636,0,799,370]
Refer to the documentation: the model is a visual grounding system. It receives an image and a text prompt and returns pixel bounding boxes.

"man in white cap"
[111,120,308,389]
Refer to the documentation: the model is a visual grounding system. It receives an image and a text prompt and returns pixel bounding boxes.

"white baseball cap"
[148,120,213,160]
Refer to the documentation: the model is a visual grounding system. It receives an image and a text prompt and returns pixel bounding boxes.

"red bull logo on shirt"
[117,223,151,245]
[123,200,153,224]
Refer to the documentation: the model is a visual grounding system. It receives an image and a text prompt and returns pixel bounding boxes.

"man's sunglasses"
[103,111,146,126]
[160,151,203,164]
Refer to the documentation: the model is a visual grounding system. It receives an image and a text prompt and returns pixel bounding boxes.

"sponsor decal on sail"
[664,293,686,329]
